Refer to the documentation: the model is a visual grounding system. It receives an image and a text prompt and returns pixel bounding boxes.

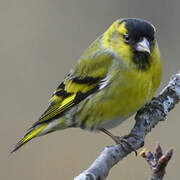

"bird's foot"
[113,135,137,156]
[100,128,137,155]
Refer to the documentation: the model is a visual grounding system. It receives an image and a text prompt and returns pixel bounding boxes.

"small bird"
[11,18,162,153]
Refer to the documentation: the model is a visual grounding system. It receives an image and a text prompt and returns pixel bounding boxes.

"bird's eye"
[123,34,130,43]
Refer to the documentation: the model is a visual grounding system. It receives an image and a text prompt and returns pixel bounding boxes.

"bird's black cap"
[120,18,155,42]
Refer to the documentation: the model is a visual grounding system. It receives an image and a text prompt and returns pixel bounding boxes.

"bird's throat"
[132,51,150,70]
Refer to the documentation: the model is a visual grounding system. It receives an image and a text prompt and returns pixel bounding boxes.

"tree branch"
[74,72,180,180]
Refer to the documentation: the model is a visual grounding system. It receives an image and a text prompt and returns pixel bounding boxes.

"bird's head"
[103,18,159,70]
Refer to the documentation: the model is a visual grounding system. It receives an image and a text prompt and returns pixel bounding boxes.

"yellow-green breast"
[75,46,162,130]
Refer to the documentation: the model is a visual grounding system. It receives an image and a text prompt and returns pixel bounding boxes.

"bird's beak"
[136,37,151,54]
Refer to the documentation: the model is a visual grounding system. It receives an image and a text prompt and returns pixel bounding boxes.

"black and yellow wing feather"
[33,49,114,126]
[11,43,115,153]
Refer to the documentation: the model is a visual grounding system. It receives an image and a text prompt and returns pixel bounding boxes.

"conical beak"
[136,37,151,54]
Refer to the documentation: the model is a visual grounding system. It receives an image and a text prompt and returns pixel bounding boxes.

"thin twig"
[140,144,173,180]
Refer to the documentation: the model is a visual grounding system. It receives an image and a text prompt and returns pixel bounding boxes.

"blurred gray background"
[1,0,180,179]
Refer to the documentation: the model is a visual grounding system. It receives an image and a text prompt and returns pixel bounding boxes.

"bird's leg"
[100,128,137,155]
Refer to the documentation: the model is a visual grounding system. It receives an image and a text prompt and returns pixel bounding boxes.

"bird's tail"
[10,123,48,154]
[10,118,67,154]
